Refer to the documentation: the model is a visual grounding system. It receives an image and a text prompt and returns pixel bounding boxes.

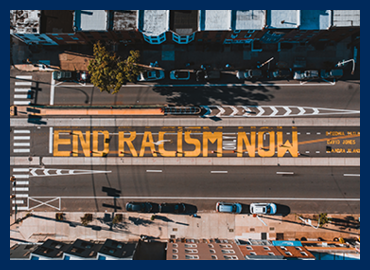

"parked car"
[170,70,191,80]
[250,203,277,215]
[159,203,186,213]
[196,70,205,81]
[204,70,221,80]
[320,69,343,80]
[77,71,90,83]
[293,70,319,80]
[125,202,152,213]
[216,202,242,214]
[52,70,74,81]
[236,69,263,80]
[268,69,292,80]
[137,70,165,82]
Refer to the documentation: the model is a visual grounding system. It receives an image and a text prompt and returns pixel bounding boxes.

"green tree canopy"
[88,41,141,94]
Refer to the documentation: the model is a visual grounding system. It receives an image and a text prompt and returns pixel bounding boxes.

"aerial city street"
[10,10,360,260]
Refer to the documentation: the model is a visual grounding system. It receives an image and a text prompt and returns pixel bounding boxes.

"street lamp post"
[257,57,274,69]
[336,59,356,75]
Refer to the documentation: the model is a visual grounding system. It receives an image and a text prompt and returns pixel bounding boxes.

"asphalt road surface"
[15,165,359,214]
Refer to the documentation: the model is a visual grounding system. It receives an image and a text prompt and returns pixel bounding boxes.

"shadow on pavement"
[275,204,291,217]
[128,216,153,226]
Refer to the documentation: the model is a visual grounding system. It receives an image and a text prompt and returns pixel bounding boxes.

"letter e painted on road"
[53,130,71,157]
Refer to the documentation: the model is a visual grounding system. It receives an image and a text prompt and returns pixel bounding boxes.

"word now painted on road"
[53,129,300,158]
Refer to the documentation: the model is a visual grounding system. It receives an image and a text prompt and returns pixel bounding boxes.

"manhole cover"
[28,157,33,161]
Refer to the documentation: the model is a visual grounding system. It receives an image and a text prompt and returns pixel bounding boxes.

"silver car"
[250,203,277,215]
[137,70,165,82]
[236,69,263,80]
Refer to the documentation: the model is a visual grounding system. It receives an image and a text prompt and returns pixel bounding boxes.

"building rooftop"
[138,10,169,36]
[31,239,72,259]
[64,239,102,259]
[111,10,137,31]
[170,10,198,36]
[98,239,137,259]
[133,240,167,260]
[333,10,360,27]
[199,10,231,31]
[233,10,265,30]
[300,10,331,30]
[74,10,108,31]
[10,10,40,34]
[267,10,299,29]
[10,243,40,259]
[40,10,74,33]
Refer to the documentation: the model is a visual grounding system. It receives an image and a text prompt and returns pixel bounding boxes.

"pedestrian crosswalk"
[14,75,32,105]
[12,129,31,153]
[11,167,30,211]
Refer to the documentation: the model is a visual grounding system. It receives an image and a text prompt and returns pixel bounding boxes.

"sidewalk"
[10,211,360,247]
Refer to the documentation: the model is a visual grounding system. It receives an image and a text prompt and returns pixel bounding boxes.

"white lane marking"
[283,106,292,116]
[13,130,30,134]
[14,101,31,105]
[15,88,31,92]
[211,171,228,174]
[276,172,294,175]
[14,142,30,147]
[49,127,53,154]
[15,181,29,185]
[14,94,29,99]
[13,168,29,172]
[15,82,32,86]
[227,106,239,117]
[13,149,30,153]
[12,187,29,191]
[298,107,305,115]
[32,196,359,201]
[15,194,29,198]
[215,105,225,117]
[270,106,278,116]
[316,151,320,153]
[312,108,319,115]
[13,174,29,179]
[316,132,321,135]
[12,206,28,210]
[14,136,30,140]
[56,170,62,175]
[241,106,252,117]
[146,170,162,173]
[16,75,32,80]
[306,132,311,135]
[305,151,310,153]
[343,174,360,177]
[50,75,55,105]
[12,200,24,204]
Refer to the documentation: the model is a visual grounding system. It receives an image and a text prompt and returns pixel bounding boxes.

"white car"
[170,70,190,80]
[216,202,242,214]
[293,70,319,80]
[236,69,262,80]
[250,203,277,215]
[137,70,165,82]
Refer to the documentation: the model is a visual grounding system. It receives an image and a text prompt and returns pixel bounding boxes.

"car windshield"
[232,205,237,212]
[176,72,188,78]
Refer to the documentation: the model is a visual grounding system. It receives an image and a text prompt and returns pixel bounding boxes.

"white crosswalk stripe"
[11,168,30,210]
[13,130,30,134]
[12,129,31,154]
[14,100,31,105]
[14,76,32,106]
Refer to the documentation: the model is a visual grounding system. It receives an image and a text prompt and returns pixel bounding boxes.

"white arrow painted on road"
[215,105,225,117]
[241,106,252,117]
[228,106,239,117]
[256,106,265,117]
[283,106,292,116]
[270,106,278,116]
[29,168,112,177]
[312,108,319,115]
[297,107,305,115]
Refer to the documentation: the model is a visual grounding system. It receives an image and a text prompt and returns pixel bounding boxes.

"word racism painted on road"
[53,129,299,158]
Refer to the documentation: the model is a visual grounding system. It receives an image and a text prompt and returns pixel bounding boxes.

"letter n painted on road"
[119,131,138,157]
[277,131,298,157]
[92,130,110,157]
[203,132,223,157]
[237,132,256,157]
[72,131,91,157]
[258,131,275,157]
[139,131,157,157]
[53,130,71,157]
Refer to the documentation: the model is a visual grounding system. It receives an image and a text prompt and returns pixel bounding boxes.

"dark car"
[52,70,75,81]
[125,202,152,213]
[159,203,186,214]
[236,69,263,80]
[269,69,292,79]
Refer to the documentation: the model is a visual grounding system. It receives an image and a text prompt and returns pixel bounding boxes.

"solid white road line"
[16,76,32,80]
[14,101,31,105]
[276,172,294,175]
[211,171,228,173]
[343,174,360,177]
[13,168,29,172]
[14,142,30,147]
[13,130,30,134]
[15,82,32,86]
[14,136,30,140]
[50,76,55,105]
[146,170,162,173]
[13,149,30,153]
[49,127,53,154]
[31,196,359,201]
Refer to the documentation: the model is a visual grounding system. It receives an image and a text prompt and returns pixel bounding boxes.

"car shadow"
[240,203,251,214]
[274,204,291,217]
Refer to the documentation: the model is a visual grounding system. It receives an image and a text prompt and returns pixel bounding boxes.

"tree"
[88,41,141,94]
